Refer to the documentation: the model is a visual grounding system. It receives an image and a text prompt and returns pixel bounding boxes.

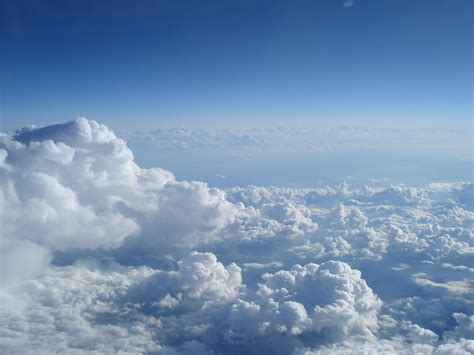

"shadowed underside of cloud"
[0,118,472,354]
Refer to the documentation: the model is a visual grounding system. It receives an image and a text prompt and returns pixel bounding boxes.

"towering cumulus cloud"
[0,118,472,353]
[0,118,236,283]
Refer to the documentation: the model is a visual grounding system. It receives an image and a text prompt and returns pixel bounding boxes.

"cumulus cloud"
[228,261,380,343]
[128,251,242,312]
[0,118,237,284]
[0,118,473,353]
[0,260,160,353]
[0,253,381,353]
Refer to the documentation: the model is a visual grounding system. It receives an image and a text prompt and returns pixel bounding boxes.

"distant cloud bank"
[0,118,472,353]
[121,123,472,188]
[122,124,470,155]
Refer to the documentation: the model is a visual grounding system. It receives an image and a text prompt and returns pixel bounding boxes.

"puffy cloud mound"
[0,253,380,354]
[228,261,380,344]
[0,118,237,284]
[128,251,242,312]
[0,259,160,353]
[1,118,473,354]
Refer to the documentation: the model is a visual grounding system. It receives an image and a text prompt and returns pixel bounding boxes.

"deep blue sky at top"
[0,0,472,130]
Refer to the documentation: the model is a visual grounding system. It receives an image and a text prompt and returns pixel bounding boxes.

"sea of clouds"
[122,123,472,188]
[0,118,472,354]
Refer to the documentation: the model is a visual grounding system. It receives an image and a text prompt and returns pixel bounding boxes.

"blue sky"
[0,0,472,130]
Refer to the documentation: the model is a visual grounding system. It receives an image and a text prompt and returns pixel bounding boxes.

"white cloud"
[128,251,242,312]
[228,261,381,342]
[0,118,238,284]
[0,118,473,353]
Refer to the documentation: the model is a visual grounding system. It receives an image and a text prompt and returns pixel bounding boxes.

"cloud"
[0,117,237,283]
[343,0,354,8]
[127,251,242,312]
[0,253,381,353]
[0,259,161,353]
[228,261,381,343]
[0,118,473,353]
[122,124,471,160]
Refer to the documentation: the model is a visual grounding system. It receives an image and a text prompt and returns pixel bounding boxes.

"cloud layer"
[0,118,472,353]
[122,123,472,188]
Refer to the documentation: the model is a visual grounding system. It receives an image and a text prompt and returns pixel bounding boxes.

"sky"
[0,2,473,351]
[1,0,472,130]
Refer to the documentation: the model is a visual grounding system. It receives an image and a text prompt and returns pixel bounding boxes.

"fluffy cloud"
[0,253,381,353]
[0,118,472,353]
[0,260,160,353]
[0,118,237,284]
[128,251,242,312]
[227,261,380,343]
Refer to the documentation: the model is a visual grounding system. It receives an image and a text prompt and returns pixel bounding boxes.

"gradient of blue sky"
[0,0,472,130]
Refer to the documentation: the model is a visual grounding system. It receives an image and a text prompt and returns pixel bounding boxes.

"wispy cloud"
[344,0,355,8]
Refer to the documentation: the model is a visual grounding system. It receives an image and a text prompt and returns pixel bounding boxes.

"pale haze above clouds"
[122,124,472,188]
[0,118,473,354]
